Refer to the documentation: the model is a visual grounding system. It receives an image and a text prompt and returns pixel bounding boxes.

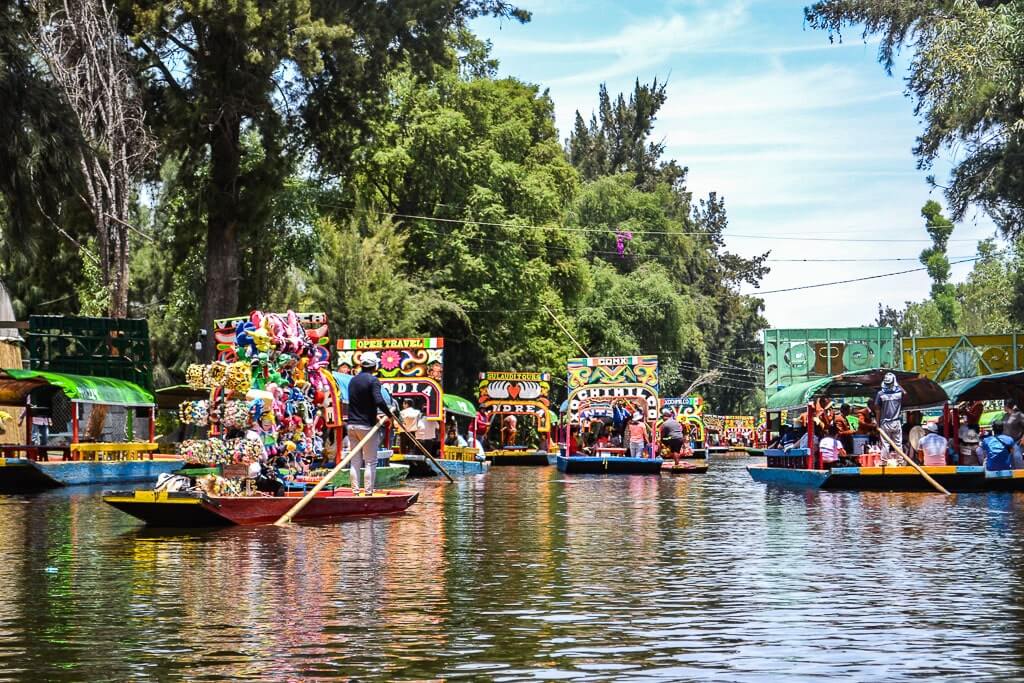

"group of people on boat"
[773,371,1024,472]
[569,400,700,464]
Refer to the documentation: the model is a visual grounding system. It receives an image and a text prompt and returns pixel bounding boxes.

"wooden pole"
[877,426,951,495]
[542,304,589,358]
[392,418,455,482]
[273,418,386,526]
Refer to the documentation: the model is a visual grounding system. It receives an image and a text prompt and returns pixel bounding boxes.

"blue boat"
[556,454,663,474]
[0,456,183,491]
[562,355,664,476]
[748,368,1024,493]
[0,369,182,491]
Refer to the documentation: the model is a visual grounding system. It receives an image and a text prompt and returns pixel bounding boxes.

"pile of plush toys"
[178,310,333,470]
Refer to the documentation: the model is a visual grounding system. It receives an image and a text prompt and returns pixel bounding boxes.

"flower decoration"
[380,349,402,371]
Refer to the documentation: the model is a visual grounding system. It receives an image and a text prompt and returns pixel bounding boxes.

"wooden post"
[806,403,816,470]
[71,403,78,458]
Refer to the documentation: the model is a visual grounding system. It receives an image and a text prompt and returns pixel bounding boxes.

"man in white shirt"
[917,422,948,466]
[398,399,422,454]
[417,416,440,458]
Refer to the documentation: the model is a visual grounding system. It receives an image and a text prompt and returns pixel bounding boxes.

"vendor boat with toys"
[103,310,419,526]
[747,368,1024,492]
[477,371,554,466]
[558,355,664,474]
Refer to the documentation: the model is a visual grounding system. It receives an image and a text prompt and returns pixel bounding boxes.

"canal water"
[1,456,1022,681]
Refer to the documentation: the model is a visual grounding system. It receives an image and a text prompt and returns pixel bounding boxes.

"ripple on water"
[0,462,1021,680]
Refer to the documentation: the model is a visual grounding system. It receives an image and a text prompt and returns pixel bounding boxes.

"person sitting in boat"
[958,427,981,466]
[979,419,1020,471]
[833,404,856,454]
[627,412,650,458]
[253,457,286,496]
[917,422,948,466]
[818,424,847,470]
[963,400,984,432]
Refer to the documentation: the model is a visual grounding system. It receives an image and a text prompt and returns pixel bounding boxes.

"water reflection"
[0,463,1022,680]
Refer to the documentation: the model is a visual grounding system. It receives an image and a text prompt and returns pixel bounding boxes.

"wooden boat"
[477,371,555,466]
[749,368,1000,493]
[0,451,183,492]
[749,460,1024,492]
[391,450,489,476]
[662,459,708,475]
[556,454,663,474]
[486,448,550,466]
[0,370,180,491]
[743,447,765,457]
[103,488,419,526]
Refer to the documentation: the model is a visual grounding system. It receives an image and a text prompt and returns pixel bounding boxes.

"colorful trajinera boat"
[558,355,663,474]
[747,368,1024,492]
[659,396,709,474]
[336,338,487,476]
[103,488,419,526]
[0,369,181,490]
[106,310,421,524]
[477,371,553,466]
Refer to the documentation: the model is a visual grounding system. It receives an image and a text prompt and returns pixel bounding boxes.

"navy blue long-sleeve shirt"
[348,370,391,428]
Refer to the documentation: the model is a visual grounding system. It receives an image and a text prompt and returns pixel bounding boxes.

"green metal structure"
[763,327,895,396]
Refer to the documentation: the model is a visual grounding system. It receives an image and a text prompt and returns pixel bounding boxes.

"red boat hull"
[103,488,419,527]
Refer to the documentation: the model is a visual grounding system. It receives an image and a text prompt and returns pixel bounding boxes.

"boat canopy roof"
[154,384,208,410]
[941,370,1024,405]
[766,368,947,411]
[443,393,476,418]
[0,369,154,407]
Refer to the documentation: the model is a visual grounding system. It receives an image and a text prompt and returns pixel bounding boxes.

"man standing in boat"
[872,372,905,463]
[348,352,396,496]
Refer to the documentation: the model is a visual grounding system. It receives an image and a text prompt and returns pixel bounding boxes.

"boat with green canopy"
[0,369,182,490]
[748,368,1024,492]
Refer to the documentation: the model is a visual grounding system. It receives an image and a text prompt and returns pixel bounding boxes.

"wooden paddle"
[392,418,455,482]
[876,428,951,496]
[273,417,386,526]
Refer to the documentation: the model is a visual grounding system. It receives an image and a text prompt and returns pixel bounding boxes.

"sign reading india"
[336,337,445,419]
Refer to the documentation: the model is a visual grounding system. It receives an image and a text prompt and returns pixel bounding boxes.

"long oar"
[393,419,455,482]
[876,428,951,495]
[274,417,386,526]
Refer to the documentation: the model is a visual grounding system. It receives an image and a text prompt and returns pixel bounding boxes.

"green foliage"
[805,1,1024,235]
[875,237,1022,336]
[918,200,958,330]
[308,215,432,339]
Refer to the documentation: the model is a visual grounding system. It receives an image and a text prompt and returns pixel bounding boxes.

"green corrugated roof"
[443,393,476,418]
[766,377,832,411]
[0,369,153,406]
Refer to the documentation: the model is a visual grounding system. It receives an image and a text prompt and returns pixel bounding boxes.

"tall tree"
[120,0,528,354]
[568,79,678,190]
[918,200,957,331]
[31,0,153,317]
[805,1,1024,235]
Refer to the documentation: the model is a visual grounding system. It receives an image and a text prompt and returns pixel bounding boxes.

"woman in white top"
[818,425,847,469]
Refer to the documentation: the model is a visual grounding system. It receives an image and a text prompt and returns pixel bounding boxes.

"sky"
[471,0,999,330]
